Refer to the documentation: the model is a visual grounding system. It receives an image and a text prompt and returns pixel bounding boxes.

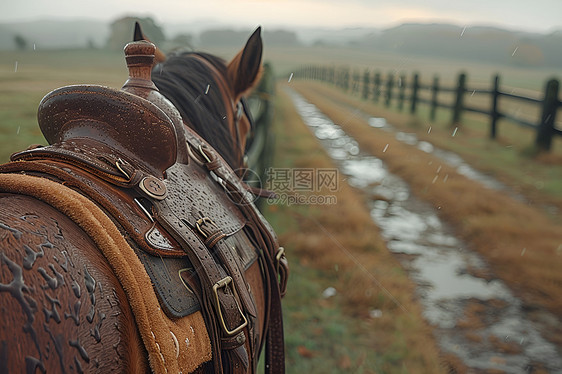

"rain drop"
[322,287,337,298]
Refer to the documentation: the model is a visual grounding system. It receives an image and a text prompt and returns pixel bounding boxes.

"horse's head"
[135,24,263,172]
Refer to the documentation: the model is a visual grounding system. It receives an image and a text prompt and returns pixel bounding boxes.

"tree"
[14,34,27,50]
[106,16,165,50]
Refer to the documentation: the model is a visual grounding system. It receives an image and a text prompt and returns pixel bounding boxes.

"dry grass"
[264,90,447,372]
[290,82,562,339]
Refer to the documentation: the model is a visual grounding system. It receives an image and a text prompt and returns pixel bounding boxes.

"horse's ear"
[132,21,166,63]
[227,27,263,98]
[133,22,144,42]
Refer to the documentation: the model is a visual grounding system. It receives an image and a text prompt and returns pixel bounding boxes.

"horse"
[0,25,287,374]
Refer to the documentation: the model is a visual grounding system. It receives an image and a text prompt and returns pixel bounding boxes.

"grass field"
[0,48,126,161]
[260,45,562,92]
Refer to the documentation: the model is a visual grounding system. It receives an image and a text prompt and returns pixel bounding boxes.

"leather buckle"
[212,276,248,336]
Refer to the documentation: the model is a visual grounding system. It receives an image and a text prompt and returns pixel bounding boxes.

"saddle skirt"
[2,41,287,374]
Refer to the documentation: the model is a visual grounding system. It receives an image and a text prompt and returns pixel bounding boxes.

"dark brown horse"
[0,26,286,374]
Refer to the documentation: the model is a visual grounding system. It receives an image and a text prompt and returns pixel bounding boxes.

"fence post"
[490,74,500,139]
[362,69,370,100]
[337,68,343,88]
[352,70,360,95]
[452,72,466,126]
[373,72,381,103]
[411,73,420,114]
[386,73,394,107]
[398,74,406,111]
[430,75,439,121]
[343,68,348,89]
[536,78,559,151]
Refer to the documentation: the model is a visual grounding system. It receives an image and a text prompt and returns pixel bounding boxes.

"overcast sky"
[3,0,562,33]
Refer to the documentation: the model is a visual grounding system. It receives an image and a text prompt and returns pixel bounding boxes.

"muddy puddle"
[287,89,562,373]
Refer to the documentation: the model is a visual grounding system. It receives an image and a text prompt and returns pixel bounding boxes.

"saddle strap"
[187,136,287,374]
[152,159,262,373]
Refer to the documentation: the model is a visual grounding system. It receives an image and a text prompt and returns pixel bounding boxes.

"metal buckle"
[196,217,216,239]
[212,276,248,336]
[198,144,213,164]
[275,246,285,263]
[115,158,131,180]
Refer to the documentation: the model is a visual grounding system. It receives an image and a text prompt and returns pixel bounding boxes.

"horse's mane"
[152,52,240,169]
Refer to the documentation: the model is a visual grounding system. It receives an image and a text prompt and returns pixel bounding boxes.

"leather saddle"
[5,41,287,373]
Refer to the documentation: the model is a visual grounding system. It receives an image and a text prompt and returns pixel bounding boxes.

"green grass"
[262,45,562,92]
[280,261,383,373]
[0,49,127,162]
[0,90,45,160]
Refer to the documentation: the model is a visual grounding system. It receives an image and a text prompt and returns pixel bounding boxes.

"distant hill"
[1,18,561,68]
[0,19,108,49]
[346,23,562,68]
[293,27,380,46]
[199,28,299,47]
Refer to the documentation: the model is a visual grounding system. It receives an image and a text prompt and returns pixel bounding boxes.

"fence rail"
[293,65,561,151]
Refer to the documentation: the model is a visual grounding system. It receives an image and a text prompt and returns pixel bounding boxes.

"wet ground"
[288,89,562,373]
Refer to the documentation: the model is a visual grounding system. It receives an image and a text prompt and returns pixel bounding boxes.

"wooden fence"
[293,65,562,151]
